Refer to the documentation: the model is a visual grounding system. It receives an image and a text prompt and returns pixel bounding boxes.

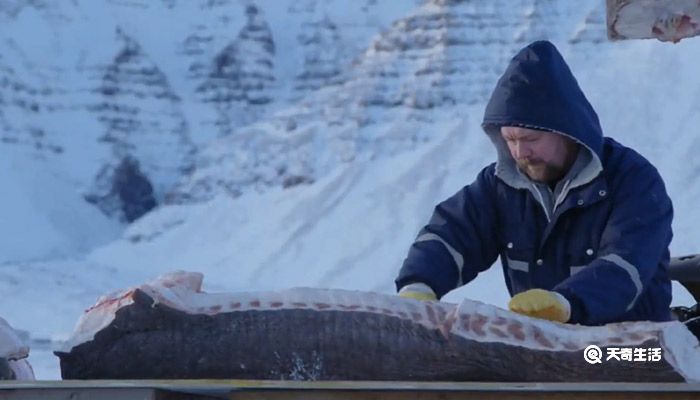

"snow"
[0,150,120,264]
[0,0,698,380]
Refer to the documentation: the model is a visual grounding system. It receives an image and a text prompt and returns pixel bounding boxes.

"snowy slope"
[0,0,699,379]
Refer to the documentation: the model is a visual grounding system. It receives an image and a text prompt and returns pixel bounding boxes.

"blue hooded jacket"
[396,41,673,325]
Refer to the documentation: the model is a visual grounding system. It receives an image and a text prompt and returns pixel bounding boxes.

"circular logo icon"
[584,345,603,364]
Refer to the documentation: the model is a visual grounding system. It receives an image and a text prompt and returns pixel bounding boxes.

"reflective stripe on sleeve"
[415,233,464,286]
[569,265,587,276]
[507,258,529,272]
[601,254,643,311]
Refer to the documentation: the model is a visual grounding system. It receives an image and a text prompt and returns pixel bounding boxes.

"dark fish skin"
[55,289,685,382]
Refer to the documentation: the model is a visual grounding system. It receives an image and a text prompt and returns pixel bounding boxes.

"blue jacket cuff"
[555,290,587,324]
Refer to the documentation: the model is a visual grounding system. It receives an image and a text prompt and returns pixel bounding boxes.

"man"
[395,40,673,325]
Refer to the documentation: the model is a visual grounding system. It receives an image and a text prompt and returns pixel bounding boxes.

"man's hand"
[398,283,437,301]
[508,289,570,322]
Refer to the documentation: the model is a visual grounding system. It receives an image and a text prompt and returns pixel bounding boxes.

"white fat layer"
[60,271,454,352]
[614,0,700,40]
[451,301,700,381]
[61,271,700,382]
[0,316,29,361]
[60,271,203,352]
[659,322,700,382]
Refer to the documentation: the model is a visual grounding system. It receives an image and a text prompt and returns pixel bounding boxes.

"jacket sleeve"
[395,166,501,299]
[554,163,673,325]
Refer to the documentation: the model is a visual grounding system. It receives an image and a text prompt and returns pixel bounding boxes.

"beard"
[517,160,566,183]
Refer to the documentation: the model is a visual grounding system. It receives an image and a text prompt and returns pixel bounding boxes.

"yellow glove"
[398,283,437,301]
[508,289,570,323]
[399,290,438,301]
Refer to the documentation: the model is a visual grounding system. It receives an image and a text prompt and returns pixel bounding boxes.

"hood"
[481,40,603,190]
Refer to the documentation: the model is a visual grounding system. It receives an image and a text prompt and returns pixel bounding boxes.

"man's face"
[500,126,578,184]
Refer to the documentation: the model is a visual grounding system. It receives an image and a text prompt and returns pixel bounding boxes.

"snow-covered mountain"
[1,0,699,378]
